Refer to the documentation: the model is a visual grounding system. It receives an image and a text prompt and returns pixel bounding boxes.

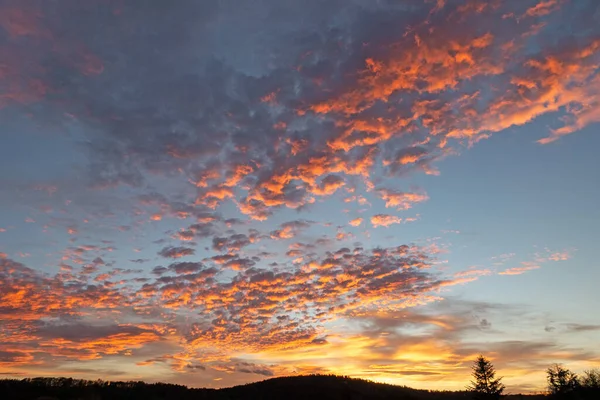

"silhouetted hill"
[0,374,547,400]
[218,375,471,399]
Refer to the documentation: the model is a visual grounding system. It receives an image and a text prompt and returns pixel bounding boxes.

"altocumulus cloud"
[0,0,598,392]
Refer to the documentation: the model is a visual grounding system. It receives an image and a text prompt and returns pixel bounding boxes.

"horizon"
[1,0,599,395]
[0,373,545,394]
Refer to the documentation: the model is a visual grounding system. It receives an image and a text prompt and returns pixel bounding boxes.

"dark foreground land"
[0,375,550,400]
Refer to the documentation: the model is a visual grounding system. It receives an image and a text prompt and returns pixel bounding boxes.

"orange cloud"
[260,90,279,104]
[453,268,492,278]
[349,218,363,227]
[477,40,600,144]
[150,213,163,221]
[547,251,571,261]
[499,261,540,276]
[190,167,221,187]
[309,32,499,118]
[271,228,293,240]
[270,221,310,240]
[378,189,429,210]
[370,214,402,228]
[41,329,160,360]
[522,0,561,18]
[223,164,254,187]
[197,185,235,208]
[310,175,346,196]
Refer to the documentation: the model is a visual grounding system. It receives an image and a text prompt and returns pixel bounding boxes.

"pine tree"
[467,355,505,399]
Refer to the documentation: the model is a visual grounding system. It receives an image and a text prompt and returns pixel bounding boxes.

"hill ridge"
[0,374,546,399]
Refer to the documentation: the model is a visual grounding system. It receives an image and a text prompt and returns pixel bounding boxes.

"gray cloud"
[158,246,196,259]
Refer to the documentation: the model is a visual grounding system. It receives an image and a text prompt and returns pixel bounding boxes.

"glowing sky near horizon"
[1,0,599,394]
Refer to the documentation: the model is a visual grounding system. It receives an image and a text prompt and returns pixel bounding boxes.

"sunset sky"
[1,0,599,394]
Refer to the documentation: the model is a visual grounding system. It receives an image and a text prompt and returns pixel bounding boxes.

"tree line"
[0,361,598,399]
[468,355,600,399]
[0,375,465,400]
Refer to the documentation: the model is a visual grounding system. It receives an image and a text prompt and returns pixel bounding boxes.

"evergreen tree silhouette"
[467,355,505,399]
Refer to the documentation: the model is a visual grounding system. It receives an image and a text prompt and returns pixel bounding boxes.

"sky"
[0,0,599,394]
